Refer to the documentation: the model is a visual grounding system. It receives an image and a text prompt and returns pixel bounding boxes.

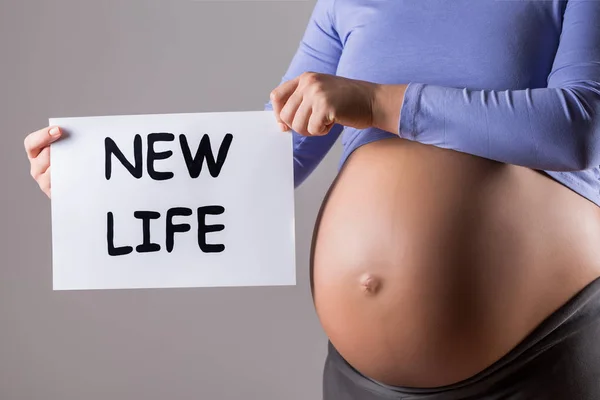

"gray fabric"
[323,276,600,399]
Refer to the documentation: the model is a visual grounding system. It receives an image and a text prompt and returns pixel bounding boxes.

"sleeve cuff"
[398,82,425,140]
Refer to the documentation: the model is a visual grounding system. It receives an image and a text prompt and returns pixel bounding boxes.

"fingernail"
[49,127,60,136]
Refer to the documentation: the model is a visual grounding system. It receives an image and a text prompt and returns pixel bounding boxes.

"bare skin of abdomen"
[310,138,600,388]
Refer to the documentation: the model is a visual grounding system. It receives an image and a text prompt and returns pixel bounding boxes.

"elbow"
[578,92,600,170]
[578,129,600,170]
[563,85,600,170]
[564,123,600,171]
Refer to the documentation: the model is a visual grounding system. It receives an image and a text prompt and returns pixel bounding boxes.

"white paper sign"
[49,111,296,291]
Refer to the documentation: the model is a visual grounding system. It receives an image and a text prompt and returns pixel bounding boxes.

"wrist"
[372,83,407,135]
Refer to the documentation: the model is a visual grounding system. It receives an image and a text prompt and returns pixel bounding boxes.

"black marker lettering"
[197,205,225,253]
[134,211,161,253]
[105,135,142,180]
[166,207,192,253]
[107,212,133,256]
[148,133,174,181]
[179,133,233,178]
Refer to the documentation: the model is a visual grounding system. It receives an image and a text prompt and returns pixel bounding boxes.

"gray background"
[0,1,341,398]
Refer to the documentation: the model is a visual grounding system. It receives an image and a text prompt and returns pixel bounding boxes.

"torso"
[311,139,600,387]
[309,0,600,388]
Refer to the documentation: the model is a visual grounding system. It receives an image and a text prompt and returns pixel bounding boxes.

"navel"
[359,273,382,295]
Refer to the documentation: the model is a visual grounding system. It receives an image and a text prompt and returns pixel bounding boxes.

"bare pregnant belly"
[310,138,600,388]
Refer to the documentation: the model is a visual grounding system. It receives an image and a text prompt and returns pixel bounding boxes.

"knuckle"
[301,71,319,84]
[270,89,282,102]
[311,86,327,100]
[279,109,292,125]
[291,121,306,136]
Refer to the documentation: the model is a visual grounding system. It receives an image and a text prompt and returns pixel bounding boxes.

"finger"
[24,126,62,159]
[30,146,51,180]
[270,77,300,129]
[279,89,303,129]
[37,166,52,198]
[308,105,335,136]
[291,99,313,136]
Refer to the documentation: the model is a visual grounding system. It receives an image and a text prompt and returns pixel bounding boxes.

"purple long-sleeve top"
[266,0,600,207]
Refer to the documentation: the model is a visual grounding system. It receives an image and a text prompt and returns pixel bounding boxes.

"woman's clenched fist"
[270,72,382,136]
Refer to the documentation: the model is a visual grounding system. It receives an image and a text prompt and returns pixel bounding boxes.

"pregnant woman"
[25,0,600,398]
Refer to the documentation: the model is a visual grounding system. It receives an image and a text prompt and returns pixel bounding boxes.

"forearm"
[372,81,600,171]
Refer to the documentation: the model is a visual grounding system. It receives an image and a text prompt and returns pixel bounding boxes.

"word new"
[105,132,233,180]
